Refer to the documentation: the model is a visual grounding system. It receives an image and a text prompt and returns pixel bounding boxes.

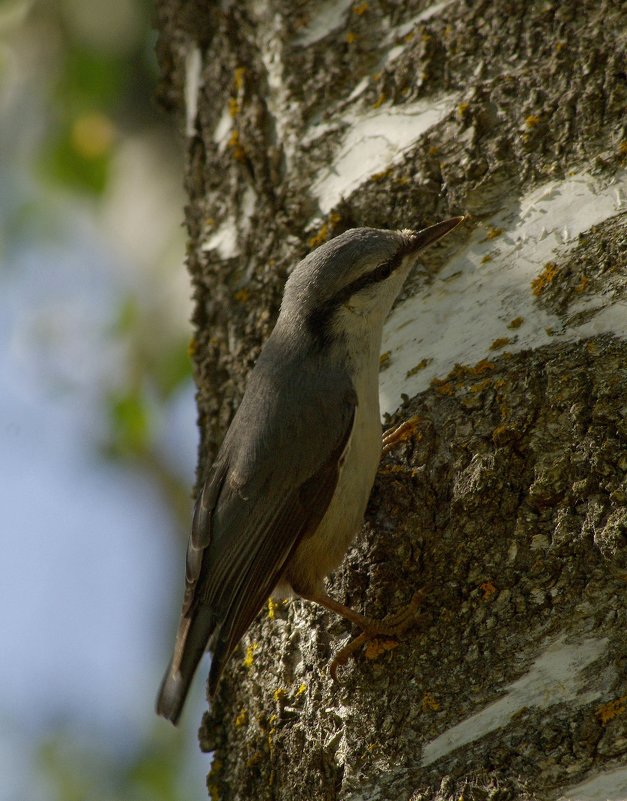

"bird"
[157,215,464,724]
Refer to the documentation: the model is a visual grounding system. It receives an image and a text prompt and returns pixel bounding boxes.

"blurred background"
[0,0,209,797]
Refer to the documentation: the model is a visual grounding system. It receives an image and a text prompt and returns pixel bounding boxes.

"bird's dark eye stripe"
[329,251,403,307]
[306,251,404,347]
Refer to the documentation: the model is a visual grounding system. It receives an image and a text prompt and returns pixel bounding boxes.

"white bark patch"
[312,94,456,214]
[557,767,627,801]
[213,106,233,147]
[295,0,354,46]
[380,170,627,416]
[201,218,239,260]
[184,46,203,138]
[421,634,608,767]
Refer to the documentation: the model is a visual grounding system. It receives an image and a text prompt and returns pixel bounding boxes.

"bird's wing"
[178,349,356,696]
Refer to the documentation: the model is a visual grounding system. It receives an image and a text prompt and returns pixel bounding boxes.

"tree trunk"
[154,1,626,799]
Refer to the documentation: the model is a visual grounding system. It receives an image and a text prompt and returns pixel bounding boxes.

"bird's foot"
[329,585,430,681]
[381,416,420,456]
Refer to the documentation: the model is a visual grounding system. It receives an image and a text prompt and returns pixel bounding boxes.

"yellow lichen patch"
[228,129,246,161]
[353,1,368,14]
[295,682,307,696]
[406,357,433,378]
[233,67,246,90]
[492,424,517,446]
[235,708,248,727]
[525,114,541,127]
[273,687,287,703]
[470,378,492,394]
[379,351,391,368]
[345,31,357,44]
[308,213,342,248]
[246,751,262,768]
[428,145,440,157]
[233,288,250,303]
[490,337,512,351]
[228,97,240,118]
[457,101,469,119]
[267,598,278,619]
[243,642,258,668]
[372,93,386,109]
[432,380,455,396]
[421,692,441,712]
[575,275,589,293]
[531,261,559,296]
[365,638,399,660]
[372,167,391,182]
[421,32,432,43]
[481,254,493,264]
[208,758,223,801]
[619,141,627,156]
[586,340,599,355]
[555,41,565,52]
[507,316,524,329]
[596,696,627,725]
[466,358,496,376]
[483,226,503,241]
[187,337,198,357]
[480,581,497,600]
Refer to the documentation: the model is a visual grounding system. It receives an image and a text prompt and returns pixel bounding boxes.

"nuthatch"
[157,217,464,723]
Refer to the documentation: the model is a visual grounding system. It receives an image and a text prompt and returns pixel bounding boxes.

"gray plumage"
[157,219,463,724]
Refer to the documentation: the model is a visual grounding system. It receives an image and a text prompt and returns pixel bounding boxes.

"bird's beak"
[406,216,465,252]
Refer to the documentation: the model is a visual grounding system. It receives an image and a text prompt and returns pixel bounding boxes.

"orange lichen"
[525,114,541,127]
[481,254,493,264]
[421,692,441,712]
[406,357,433,378]
[483,226,503,241]
[470,378,493,394]
[480,581,497,600]
[307,213,342,248]
[353,2,369,14]
[233,288,250,303]
[228,129,246,161]
[531,261,559,296]
[596,696,626,725]
[507,316,524,329]
[490,337,512,351]
[345,31,358,44]
[575,275,589,293]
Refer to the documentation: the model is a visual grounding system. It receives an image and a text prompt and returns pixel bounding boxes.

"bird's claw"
[328,585,431,682]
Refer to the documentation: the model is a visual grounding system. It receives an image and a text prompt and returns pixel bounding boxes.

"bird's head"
[279,217,464,347]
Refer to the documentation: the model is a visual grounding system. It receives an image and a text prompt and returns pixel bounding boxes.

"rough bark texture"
[154,1,626,799]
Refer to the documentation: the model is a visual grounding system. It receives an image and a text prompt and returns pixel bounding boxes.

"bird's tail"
[156,608,215,725]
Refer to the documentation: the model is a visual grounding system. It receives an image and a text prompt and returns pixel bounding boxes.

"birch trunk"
[154,1,627,798]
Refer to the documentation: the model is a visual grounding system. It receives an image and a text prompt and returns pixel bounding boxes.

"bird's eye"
[376,261,393,280]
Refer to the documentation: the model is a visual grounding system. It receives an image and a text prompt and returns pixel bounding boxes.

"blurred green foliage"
[37,722,201,801]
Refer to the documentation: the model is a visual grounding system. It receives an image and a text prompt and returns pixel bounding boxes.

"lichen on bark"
[153,0,627,798]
